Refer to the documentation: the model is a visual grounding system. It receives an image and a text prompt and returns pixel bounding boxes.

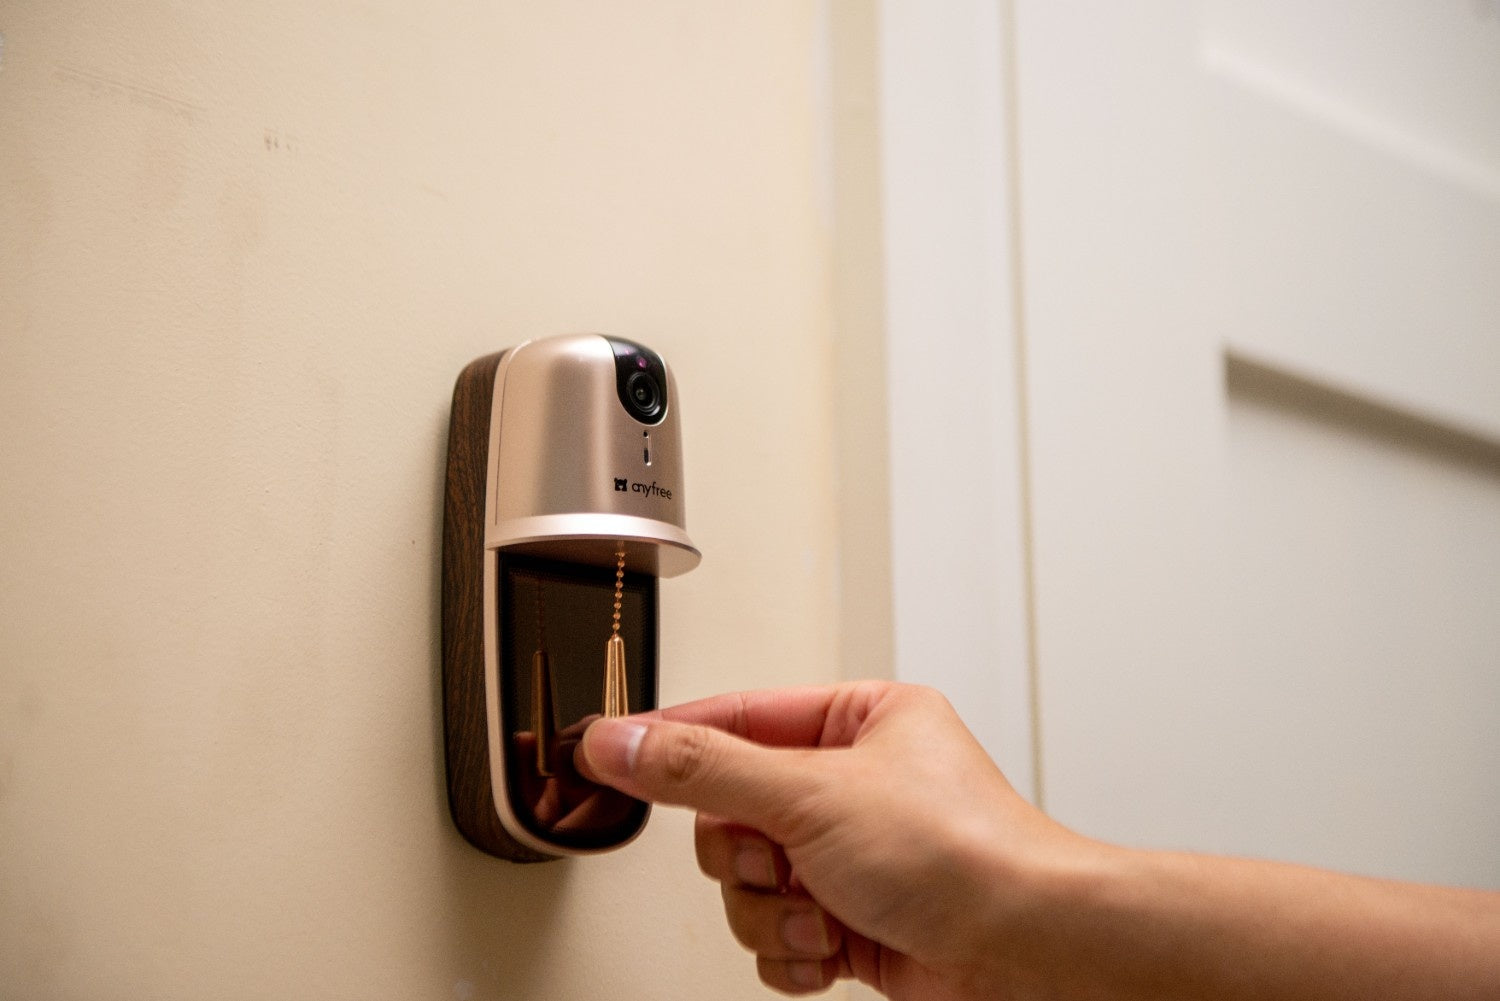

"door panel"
[1202,0,1500,438]
[1015,0,1500,884]
[1222,369,1500,884]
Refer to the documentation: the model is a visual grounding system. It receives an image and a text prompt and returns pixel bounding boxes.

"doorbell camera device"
[441,334,700,862]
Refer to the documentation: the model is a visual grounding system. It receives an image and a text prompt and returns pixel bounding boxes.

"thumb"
[578,716,817,839]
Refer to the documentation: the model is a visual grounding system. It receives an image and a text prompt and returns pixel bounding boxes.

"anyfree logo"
[612,477,673,501]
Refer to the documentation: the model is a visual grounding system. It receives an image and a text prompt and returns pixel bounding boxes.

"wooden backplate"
[441,351,554,862]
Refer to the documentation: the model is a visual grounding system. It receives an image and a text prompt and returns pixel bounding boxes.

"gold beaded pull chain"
[602,545,629,718]
[531,577,555,776]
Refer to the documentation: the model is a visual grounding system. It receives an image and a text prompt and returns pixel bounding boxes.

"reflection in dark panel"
[498,554,656,850]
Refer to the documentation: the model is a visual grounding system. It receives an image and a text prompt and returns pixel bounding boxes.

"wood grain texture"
[441,351,553,862]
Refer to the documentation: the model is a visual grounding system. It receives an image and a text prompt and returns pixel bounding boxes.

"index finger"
[647,682,891,749]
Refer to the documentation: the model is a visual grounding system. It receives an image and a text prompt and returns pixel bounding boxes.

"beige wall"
[0,3,866,997]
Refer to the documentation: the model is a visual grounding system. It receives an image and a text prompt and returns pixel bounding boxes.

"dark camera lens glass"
[626,371,661,417]
[607,336,669,425]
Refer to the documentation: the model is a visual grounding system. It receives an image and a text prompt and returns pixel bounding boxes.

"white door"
[1014,0,1500,885]
[875,0,1500,889]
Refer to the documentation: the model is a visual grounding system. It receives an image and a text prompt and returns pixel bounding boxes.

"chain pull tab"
[603,545,629,718]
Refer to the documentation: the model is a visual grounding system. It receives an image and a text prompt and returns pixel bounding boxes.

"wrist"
[976,821,1130,998]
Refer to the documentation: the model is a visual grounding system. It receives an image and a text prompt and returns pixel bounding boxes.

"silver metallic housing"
[484,333,700,577]
[480,333,696,857]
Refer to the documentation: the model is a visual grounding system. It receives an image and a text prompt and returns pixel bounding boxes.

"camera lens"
[607,336,669,425]
[625,371,661,418]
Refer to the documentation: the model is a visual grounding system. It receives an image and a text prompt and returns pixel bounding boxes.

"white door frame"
[874,0,1039,803]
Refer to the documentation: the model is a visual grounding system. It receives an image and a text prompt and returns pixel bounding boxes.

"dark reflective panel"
[499,554,656,849]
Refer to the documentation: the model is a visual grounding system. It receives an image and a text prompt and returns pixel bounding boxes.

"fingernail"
[582,718,646,779]
[734,843,778,890]
[786,960,825,990]
[782,908,831,956]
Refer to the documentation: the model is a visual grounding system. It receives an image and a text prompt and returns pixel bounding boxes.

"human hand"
[575,682,1095,999]
[514,716,638,834]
